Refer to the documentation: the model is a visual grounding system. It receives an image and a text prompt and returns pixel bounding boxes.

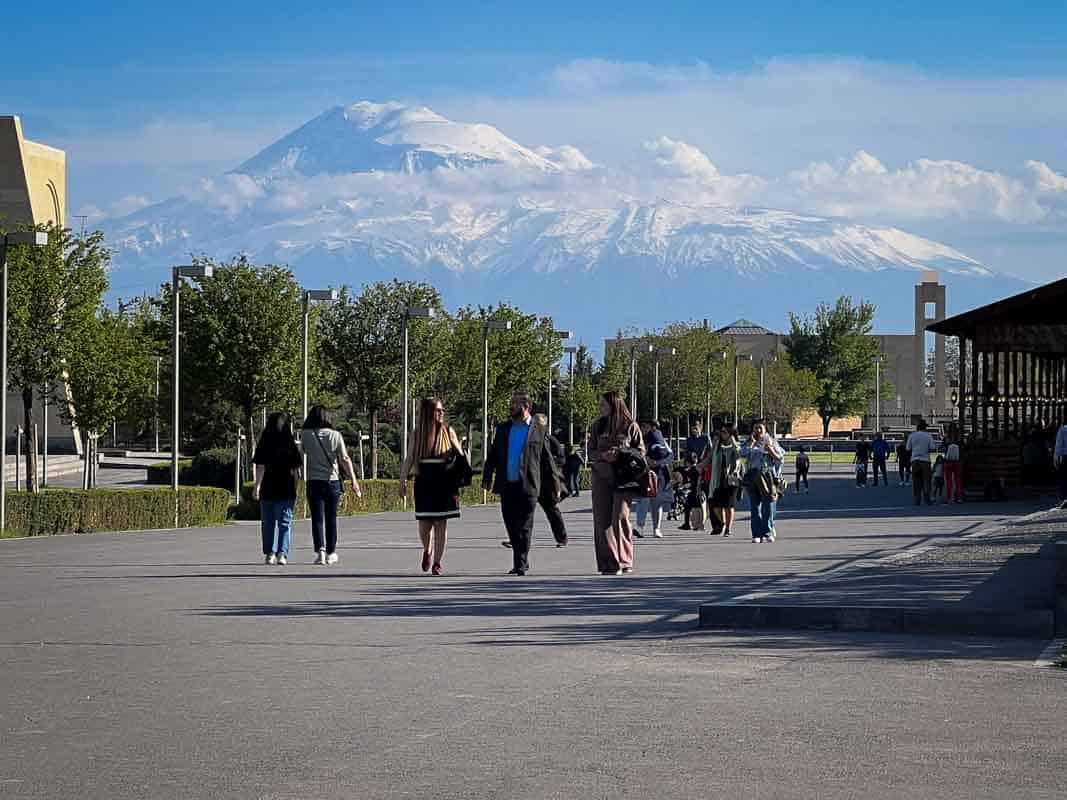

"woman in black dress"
[398,397,464,575]
[707,425,742,537]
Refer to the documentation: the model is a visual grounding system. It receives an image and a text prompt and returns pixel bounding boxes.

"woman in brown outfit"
[589,391,645,574]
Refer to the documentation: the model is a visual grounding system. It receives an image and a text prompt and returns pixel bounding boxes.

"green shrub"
[185,447,239,490]
[3,487,231,537]
[146,459,194,485]
[235,478,498,520]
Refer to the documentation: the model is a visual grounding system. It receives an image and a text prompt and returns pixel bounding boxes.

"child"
[932,455,945,499]
[795,446,810,494]
[855,461,868,487]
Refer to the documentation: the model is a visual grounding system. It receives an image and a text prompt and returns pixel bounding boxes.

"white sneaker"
[326,553,339,565]
[276,554,287,566]
[314,551,326,565]
[265,554,277,565]
[752,536,763,543]
[653,529,663,538]
[765,533,776,543]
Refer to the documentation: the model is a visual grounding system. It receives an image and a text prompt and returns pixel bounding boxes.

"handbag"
[641,468,659,498]
[612,446,650,493]
[444,447,474,488]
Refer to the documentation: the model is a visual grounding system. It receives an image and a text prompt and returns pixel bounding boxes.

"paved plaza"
[1,473,1065,799]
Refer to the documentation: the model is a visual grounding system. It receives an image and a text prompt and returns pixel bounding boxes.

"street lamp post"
[706,351,727,428]
[153,356,162,453]
[0,231,47,533]
[758,354,779,420]
[874,355,885,433]
[402,306,435,476]
[171,264,213,527]
[548,330,573,431]
[564,345,579,447]
[482,319,512,501]
[734,353,753,425]
[301,289,338,476]
[629,343,653,416]
[653,347,676,423]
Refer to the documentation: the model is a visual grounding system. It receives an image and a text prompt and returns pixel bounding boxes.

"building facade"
[0,115,78,453]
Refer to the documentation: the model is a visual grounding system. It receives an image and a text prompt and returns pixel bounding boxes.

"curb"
[698,603,1055,639]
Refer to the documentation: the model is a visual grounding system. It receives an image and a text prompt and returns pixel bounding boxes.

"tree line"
[4,223,888,490]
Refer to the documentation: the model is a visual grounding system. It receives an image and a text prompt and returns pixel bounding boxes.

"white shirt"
[906,430,934,463]
[945,443,960,462]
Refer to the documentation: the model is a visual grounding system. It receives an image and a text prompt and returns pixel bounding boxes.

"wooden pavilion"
[927,277,1067,495]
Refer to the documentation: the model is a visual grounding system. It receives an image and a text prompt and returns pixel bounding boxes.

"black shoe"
[507,569,526,576]
[633,529,644,538]
[556,540,567,548]
[678,523,691,531]
[501,540,512,548]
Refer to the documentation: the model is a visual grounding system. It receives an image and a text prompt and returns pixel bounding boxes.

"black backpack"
[612,447,650,493]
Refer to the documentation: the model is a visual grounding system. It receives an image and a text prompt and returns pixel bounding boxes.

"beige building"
[605,273,953,435]
[0,115,78,453]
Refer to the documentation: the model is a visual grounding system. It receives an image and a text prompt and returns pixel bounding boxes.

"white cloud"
[74,194,152,224]
[644,136,720,180]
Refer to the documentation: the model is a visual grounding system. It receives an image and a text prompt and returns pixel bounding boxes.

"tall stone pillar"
[915,271,947,415]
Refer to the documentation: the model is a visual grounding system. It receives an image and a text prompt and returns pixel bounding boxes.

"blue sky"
[5,1,1067,283]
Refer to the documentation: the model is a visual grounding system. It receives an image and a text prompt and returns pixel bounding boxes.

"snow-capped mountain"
[236,101,563,178]
[102,102,1021,340]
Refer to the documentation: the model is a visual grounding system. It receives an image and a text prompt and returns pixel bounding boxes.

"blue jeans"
[750,496,777,537]
[307,480,341,554]
[260,499,294,556]
[636,494,671,530]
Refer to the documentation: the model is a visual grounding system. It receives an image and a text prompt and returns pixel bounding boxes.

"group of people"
[248,391,790,577]
[848,424,963,505]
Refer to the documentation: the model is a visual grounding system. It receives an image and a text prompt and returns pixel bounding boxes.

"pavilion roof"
[926,277,1067,339]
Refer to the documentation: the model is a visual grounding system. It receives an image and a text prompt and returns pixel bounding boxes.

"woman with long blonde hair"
[398,397,464,575]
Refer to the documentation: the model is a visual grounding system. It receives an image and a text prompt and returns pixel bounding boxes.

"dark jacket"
[482,418,563,498]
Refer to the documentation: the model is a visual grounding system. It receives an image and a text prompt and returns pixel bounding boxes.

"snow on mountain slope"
[236,101,560,178]
[102,101,1014,337]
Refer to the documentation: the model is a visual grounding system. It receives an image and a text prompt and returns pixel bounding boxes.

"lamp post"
[874,355,885,433]
[0,231,47,533]
[548,330,573,431]
[629,343,653,416]
[482,319,512,500]
[402,306,435,474]
[653,347,676,423]
[758,354,778,420]
[706,351,727,428]
[153,356,162,453]
[564,345,579,447]
[171,264,213,527]
[734,353,753,425]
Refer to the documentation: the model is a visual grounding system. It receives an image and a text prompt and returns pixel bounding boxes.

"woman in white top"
[299,405,361,565]
[739,420,785,543]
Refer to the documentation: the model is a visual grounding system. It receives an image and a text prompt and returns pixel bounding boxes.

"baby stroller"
[668,470,690,521]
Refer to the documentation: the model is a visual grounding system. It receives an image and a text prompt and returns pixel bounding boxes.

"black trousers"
[307,479,341,554]
[871,458,888,485]
[501,483,538,572]
[540,497,568,544]
[1058,460,1067,501]
[565,469,581,496]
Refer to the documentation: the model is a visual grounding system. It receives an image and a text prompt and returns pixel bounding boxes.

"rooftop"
[715,318,777,336]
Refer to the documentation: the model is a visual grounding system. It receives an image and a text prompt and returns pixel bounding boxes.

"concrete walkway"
[0,475,1064,799]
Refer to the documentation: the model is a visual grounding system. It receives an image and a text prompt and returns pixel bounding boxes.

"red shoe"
[421,551,431,572]
[431,563,443,576]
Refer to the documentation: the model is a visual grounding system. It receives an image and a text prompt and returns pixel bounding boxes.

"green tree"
[786,297,882,437]
[316,280,447,477]
[759,357,821,431]
[63,309,153,487]
[179,258,303,459]
[559,374,599,446]
[595,334,631,397]
[6,224,108,491]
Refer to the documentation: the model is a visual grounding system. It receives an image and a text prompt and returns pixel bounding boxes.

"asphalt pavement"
[0,474,1064,799]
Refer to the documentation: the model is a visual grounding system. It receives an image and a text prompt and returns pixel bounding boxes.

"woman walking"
[589,392,645,574]
[299,405,361,565]
[252,411,302,565]
[707,425,742,537]
[740,420,784,543]
[399,398,465,575]
[635,420,673,538]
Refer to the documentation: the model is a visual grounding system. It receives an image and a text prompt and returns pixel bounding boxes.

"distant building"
[0,116,77,454]
[604,272,953,434]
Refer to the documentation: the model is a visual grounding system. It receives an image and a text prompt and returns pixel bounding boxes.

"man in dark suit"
[483,392,563,575]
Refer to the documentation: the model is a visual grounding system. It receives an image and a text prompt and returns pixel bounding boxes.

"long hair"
[413,397,452,462]
[302,405,334,430]
[256,411,298,459]
[599,391,633,435]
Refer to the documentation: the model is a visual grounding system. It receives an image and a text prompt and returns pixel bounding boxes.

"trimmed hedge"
[2,487,232,537]
[235,478,499,520]
[146,459,194,485]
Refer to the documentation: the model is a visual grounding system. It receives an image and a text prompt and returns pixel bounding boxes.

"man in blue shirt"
[870,432,890,487]
[482,392,563,575]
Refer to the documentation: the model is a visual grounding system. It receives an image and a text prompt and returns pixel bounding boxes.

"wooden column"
[971,341,980,438]
[958,336,967,435]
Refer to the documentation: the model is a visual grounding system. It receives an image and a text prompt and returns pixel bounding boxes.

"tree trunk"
[821,413,831,439]
[246,410,256,484]
[370,409,378,479]
[81,430,91,490]
[21,387,38,493]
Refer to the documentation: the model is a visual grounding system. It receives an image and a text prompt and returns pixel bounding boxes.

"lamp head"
[405,306,435,319]
[307,289,339,302]
[4,231,48,247]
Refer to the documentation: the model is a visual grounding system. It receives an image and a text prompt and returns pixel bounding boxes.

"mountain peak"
[235,100,559,179]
